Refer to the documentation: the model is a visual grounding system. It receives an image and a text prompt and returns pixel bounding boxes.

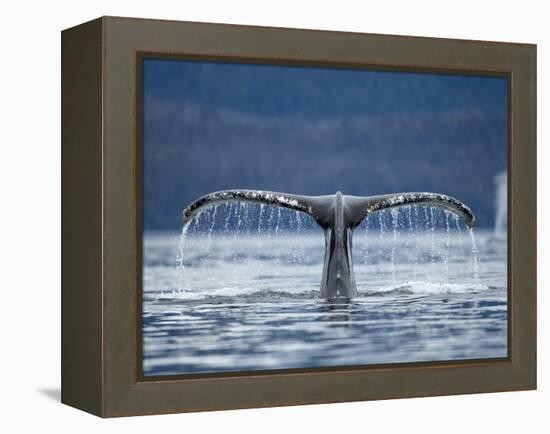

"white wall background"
[0,1,546,432]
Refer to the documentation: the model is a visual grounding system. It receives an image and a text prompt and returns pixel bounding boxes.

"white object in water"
[494,171,507,237]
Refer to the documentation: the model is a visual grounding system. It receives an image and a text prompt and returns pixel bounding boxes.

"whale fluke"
[182,190,318,225]
[181,190,475,300]
[344,192,475,229]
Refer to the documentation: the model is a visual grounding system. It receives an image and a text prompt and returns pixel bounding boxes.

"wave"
[144,280,499,303]
[361,280,494,296]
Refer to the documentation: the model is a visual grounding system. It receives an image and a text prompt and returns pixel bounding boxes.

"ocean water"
[142,206,507,376]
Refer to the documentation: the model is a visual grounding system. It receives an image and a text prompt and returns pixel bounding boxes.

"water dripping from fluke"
[408,206,418,281]
[179,190,476,300]
[444,211,451,277]
[206,204,218,255]
[390,208,399,283]
[469,227,480,282]
[362,216,370,266]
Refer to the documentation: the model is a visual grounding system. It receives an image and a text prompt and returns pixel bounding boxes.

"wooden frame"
[61,16,536,417]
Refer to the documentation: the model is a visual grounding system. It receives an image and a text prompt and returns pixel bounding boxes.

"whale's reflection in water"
[317,301,354,325]
[143,292,506,376]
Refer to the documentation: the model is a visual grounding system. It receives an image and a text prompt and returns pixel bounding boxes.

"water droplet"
[206,204,218,255]
[390,208,399,282]
[444,210,450,277]
[469,228,480,281]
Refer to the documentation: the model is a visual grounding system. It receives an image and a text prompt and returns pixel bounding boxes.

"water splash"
[176,210,204,291]
[494,171,507,237]
[206,204,218,255]
[223,203,233,239]
[267,207,275,242]
[454,214,462,234]
[362,217,370,265]
[234,202,244,238]
[429,207,436,272]
[408,206,418,281]
[243,202,251,237]
[469,228,480,281]
[176,222,191,272]
[295,210,304,263]
[390,208,399,282]
[289,210,299,264]
[443,211,451,277]
[274,207,283,274]
[257,203,265,236]
[175,199,482,294]
[453,214,464,255]
[378,210,385,235]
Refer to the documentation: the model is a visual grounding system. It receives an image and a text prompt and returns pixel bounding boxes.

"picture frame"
[61,16,536,417]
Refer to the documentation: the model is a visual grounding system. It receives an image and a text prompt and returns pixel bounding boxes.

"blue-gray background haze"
[143,59,507,230]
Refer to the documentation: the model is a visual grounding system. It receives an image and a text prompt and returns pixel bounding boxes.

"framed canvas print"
[61,16,536,417]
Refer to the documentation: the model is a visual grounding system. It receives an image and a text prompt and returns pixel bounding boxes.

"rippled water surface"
[142,206,507,376]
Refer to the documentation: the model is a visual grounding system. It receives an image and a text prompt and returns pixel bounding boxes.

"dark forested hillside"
[142,60,507,230]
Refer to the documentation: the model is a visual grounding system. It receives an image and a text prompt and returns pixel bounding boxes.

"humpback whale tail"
[182,190,475,300]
